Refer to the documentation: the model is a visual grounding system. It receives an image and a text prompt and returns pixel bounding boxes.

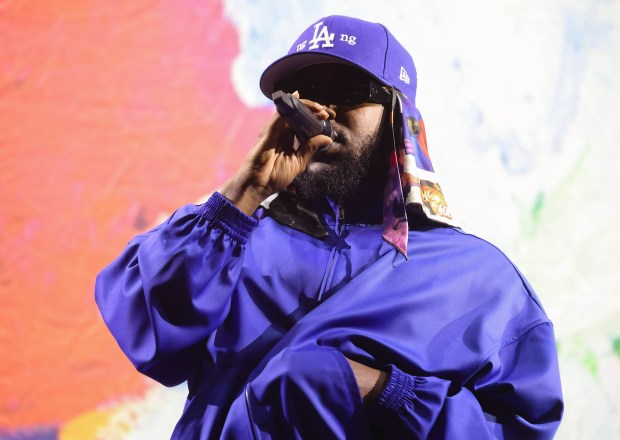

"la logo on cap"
[296,20,359,51]
[309,21,335,49]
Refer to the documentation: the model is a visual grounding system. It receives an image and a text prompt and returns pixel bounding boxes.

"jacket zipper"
[245,385,259,440]
[317,205,345,302]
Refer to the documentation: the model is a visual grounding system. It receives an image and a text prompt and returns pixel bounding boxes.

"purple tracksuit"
[95,191,563,439]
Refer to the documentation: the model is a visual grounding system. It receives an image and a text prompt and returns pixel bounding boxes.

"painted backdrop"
[1,1,619,439]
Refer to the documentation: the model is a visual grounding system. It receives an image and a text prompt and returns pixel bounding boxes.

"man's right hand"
[219,94,334,216]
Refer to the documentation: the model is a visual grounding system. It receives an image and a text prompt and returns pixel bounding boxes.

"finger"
[290,90,334,122]
[323,105,336,120]
[254,111,295,154]
[298,134,332,163]
[299,98,331,120]
[263,111,288,134]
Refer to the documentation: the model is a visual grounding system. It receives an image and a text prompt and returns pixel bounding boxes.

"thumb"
[298,134,332,163]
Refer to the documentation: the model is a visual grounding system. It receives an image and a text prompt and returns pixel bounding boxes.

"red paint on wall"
[0,0,271,427]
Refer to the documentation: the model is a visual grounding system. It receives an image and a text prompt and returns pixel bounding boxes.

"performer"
[96,15,563,439]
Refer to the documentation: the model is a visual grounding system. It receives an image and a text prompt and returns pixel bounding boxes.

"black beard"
[292,123,388,205]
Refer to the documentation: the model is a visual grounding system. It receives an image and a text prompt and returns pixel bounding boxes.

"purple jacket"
[95,192,563,439]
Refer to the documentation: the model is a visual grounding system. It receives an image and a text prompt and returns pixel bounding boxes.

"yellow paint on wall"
[59,408,121,440]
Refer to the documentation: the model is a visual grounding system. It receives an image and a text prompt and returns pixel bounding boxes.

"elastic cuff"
[376,364,417,412]
[197,192,258,244]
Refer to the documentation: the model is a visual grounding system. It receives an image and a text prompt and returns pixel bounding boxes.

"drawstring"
[381,89,409,258]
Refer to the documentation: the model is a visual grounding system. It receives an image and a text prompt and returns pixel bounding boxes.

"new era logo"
[399,66,410,84]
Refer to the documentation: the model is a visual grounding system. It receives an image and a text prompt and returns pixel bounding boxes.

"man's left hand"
[346,358,388,403]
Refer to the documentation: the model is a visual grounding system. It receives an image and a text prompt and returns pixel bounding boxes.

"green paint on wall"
[517,144,592,239]
[583,350,599,377]
[531,192,545,223]
[613,336,620,358]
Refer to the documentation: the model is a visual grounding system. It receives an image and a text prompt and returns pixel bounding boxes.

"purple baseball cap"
[260,15,417,104]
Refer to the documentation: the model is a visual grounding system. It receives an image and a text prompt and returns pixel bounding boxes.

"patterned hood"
[382,89,456,256]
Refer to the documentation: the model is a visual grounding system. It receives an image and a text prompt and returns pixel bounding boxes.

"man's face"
[282,64,390,204]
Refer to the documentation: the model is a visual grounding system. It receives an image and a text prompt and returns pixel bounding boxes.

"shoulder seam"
[463,320,553,386]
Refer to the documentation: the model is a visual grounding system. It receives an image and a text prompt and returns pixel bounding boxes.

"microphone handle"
[272,90,333,143]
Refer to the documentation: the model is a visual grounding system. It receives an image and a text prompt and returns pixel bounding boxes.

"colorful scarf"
[382,90,456,257]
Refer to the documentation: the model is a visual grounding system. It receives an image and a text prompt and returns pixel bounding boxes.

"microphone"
[272,90,333,143]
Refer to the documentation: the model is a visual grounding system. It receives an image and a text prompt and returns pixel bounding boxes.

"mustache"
[329,125,349,145]
[311,126,347,158]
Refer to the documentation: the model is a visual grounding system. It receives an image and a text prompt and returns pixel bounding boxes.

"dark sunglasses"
[276,78,392,107]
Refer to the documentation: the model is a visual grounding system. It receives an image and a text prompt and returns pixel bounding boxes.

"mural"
[0,0,618,438]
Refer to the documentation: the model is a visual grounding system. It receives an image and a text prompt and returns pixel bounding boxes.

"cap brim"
[259,52,388,99]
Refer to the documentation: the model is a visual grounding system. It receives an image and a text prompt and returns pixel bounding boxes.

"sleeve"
[94,192,258,386]
[366,322,564,439]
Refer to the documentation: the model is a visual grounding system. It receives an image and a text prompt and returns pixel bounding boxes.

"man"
[95,15,563,439]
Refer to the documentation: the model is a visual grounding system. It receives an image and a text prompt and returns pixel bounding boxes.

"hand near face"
[220,93,333,216]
